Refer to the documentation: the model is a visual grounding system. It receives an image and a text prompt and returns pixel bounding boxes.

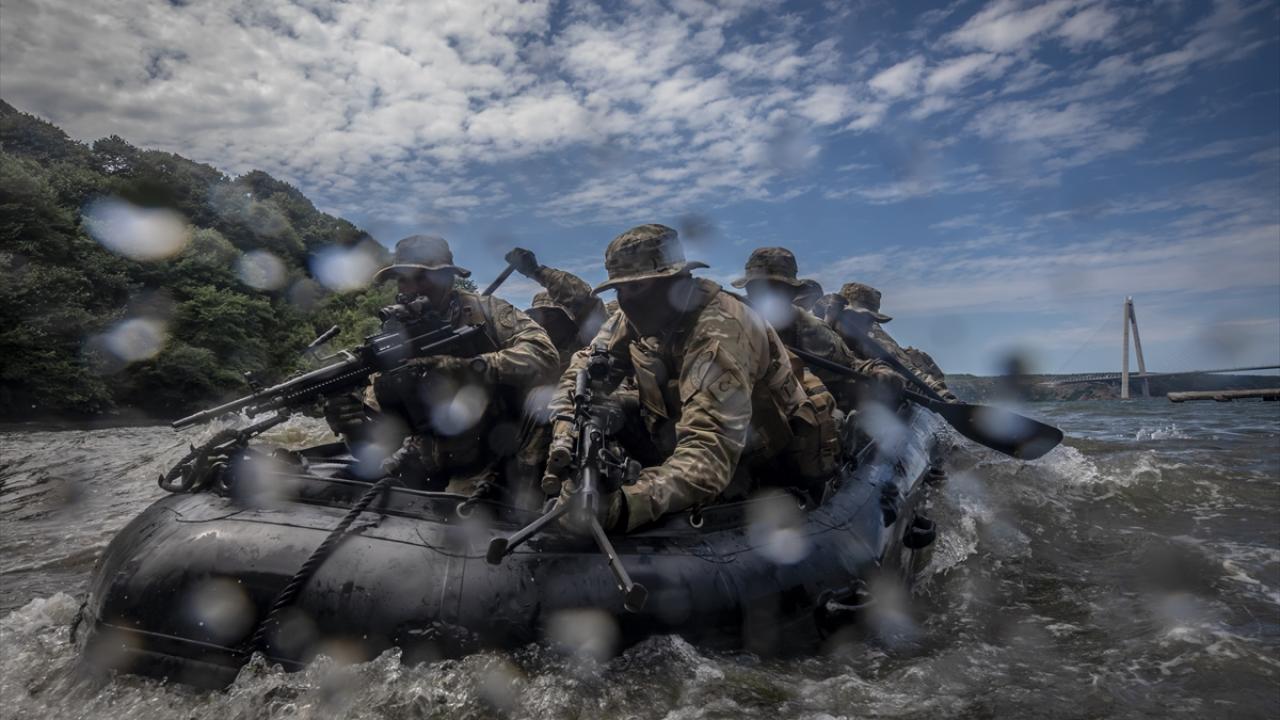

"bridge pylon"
[1121,296,1149,399]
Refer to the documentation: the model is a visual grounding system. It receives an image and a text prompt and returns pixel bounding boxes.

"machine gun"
[161,301,489,493]
[486,348,648,612]
[172,314,485,430]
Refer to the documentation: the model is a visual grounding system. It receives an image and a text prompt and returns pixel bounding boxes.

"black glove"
[323,393,368,435]
[504,247,540,277]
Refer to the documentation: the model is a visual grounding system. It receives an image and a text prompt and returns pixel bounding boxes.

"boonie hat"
[592,224,709,294]
[731,247,806,288]
[374,235,471,283]
[526,291,574,328]
[794,278,824,309]
[837,282,892,323]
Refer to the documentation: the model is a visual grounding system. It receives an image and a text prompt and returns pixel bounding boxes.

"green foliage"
[0,100,399,419]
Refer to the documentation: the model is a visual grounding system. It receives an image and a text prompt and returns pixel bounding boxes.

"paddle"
[482,262,517,296]
[787,344,1064,461]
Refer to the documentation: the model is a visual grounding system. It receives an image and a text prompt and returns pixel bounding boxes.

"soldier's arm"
[799,320,865,406]
[531,265,608,338]
[621,324,755,531]
[477,297,560,388]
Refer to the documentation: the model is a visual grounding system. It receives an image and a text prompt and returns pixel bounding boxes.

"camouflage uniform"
[345,236,559,496]
[733,247,900,412]
[526,291,581,371]
[528,265,609,350]
[831,283,957,402]
[549,226,835,531]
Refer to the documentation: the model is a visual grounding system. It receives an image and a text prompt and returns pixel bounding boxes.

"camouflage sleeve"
[795,316,863,408]
[477,296,560,389]
[621,317,756,530]
[905,346,954,399]
[870,325,953,395]
[532,266,607,332]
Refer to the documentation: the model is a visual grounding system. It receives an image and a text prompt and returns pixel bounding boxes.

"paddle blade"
[924,398,1064,460]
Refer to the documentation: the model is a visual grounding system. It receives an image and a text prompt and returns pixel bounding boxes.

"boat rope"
[247,474,394,654]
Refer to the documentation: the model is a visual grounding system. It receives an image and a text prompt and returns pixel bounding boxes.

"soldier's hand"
[323,393,367,435]
[504,247,540,277]
[546,419,576,471]
[865,361,905,394]
[406,354,481,380]
[554,481,625,534]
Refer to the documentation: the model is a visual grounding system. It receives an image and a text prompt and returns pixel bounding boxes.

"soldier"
[501,249,606,356]
[544,224,839,533]
[732,247,903,412]
[504,247,608,370]
[825,282,957,402]
[323,235,559,500]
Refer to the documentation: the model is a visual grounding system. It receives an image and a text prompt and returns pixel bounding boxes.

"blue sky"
[2,0,1277,374]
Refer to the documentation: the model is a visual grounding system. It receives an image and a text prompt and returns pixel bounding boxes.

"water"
[1,401,1277,719]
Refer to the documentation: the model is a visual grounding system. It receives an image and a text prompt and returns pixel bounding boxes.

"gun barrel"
[172,394,259,430]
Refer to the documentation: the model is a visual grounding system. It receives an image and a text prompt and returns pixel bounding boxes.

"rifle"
[160,314,487,493]
[486,348,648,612]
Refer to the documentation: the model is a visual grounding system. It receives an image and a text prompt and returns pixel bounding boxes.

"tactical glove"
[554,479,625,535]
[323,392,368,436]
[504,247,541,277]
[406,354,493,383]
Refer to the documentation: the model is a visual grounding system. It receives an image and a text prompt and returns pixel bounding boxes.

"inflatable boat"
[75,406,945,688]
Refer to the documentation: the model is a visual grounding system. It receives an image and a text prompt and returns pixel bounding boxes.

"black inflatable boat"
[75,406,945,688]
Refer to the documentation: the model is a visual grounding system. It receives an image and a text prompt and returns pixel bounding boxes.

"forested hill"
[0,99,401,421]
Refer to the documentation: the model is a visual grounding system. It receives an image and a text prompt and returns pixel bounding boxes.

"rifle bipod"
[486,500,648,613]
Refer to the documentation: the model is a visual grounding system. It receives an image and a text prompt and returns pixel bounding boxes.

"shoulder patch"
[680,339,745,404]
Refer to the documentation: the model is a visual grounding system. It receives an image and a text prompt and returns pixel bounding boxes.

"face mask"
[746,282,796,330]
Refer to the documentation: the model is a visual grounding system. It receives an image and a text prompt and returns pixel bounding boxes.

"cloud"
[924,52,1010,93]
[1056,4,1121,48]
[0,0,865,227]
[823,167,1280,317]
[869,56,926,98]
[945,0,1083,53]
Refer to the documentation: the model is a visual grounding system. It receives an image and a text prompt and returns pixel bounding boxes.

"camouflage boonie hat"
[593,224,709,294]
[837,282,892,323]
[794,278,823,309]
[731,247,805,288]
[812,292,843,320]
[525,291,573,328]
[373,234,471,283]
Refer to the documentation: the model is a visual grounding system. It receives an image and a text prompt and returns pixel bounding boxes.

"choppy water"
[1,401,1277,719]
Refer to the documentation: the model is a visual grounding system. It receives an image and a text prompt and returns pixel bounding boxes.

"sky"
[2,0,1278,375]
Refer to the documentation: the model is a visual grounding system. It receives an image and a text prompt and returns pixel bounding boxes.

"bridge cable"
[1053,306,1116,376]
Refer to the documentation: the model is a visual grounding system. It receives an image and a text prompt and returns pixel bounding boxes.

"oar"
[787,345,1064,461]
[482,262,517,296]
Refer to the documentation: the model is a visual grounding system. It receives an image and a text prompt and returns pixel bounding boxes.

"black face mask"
[618,276,695,337]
